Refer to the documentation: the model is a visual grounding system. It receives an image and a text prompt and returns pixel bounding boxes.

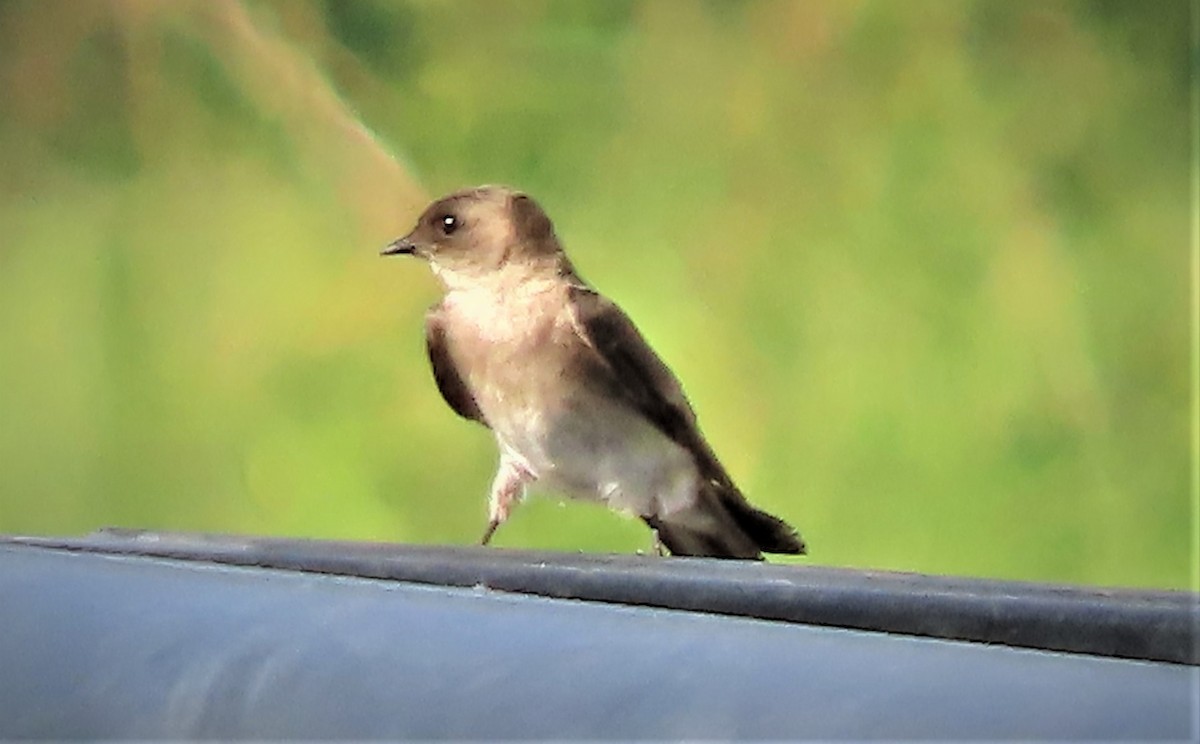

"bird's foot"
[482,457,534,547]
[651,528,666,557]
[480,518,501,546]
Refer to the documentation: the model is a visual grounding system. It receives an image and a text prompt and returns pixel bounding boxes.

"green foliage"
[0,0,1193,589]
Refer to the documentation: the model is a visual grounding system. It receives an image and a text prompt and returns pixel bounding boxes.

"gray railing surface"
[1,529,1197,740]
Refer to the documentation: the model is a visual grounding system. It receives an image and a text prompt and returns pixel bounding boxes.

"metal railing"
[1,529,1196,740]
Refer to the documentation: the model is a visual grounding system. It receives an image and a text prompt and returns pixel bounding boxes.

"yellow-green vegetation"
[0,1,1193,589]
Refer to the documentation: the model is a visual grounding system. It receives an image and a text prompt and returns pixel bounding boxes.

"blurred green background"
[0,0,1194,589]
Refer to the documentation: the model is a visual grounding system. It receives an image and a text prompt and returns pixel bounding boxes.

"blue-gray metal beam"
[7,528,1196,663]
[1,534,1197,740]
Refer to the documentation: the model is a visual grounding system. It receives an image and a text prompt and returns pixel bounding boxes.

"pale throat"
[436,263,566,340]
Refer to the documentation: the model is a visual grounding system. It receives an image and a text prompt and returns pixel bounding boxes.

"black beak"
[381,236,416,256]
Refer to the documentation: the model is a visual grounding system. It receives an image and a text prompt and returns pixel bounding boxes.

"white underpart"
[438,268,701,524]
[493,394,700,520]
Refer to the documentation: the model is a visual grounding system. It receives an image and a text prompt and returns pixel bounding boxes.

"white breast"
[442,277,701,520]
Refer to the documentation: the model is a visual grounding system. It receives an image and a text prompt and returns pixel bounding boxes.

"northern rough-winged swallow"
[383,186,805,559]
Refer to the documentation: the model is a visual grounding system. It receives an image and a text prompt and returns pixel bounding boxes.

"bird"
[382,186,805,559]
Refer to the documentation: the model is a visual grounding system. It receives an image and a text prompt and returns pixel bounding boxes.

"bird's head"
[383,186,566,286]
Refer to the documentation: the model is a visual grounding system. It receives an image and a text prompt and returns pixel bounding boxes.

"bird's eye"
[438,214,460,236]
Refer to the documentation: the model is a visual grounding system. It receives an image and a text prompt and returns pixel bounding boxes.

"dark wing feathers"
[568,285,804,558]
[567,286,734,490]
[424,308,486,426]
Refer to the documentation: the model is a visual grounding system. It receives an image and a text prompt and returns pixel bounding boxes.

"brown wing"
[567,285,733,489]
[568,285,805,557]
[425,307,487,426]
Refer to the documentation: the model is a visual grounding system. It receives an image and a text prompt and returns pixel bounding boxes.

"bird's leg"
[651,528,666,557]
[642,515,668,557]
[481,457,534,546]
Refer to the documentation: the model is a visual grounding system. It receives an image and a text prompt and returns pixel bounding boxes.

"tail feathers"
[645,484,806,560]
[648,517,761,560]
[724,492,806,556]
